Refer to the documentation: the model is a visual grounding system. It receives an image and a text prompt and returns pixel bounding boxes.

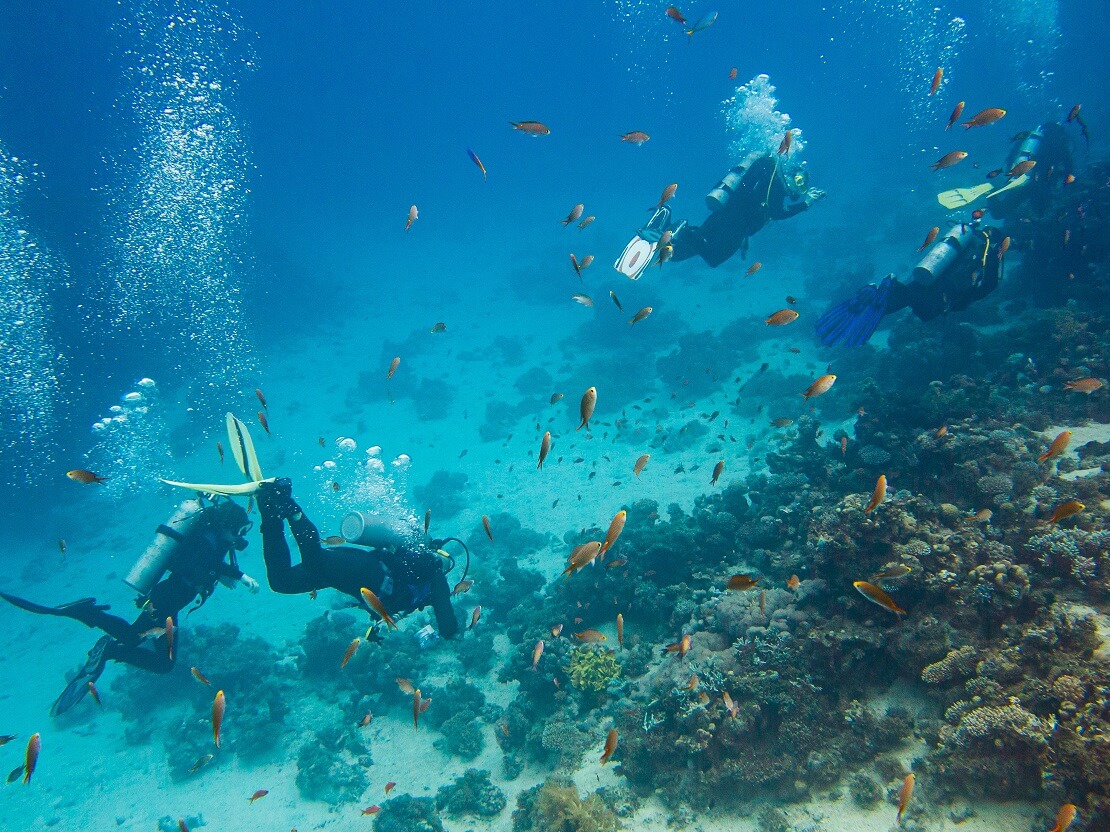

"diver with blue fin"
[1,496,257,715]
[615,151,825,280]
[817,221,1005,347]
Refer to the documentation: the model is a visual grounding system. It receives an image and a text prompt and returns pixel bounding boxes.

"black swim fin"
[51,636,111,717]
[816,276,893,347]
[1,593,109,623]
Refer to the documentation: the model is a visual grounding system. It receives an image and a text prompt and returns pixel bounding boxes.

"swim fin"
[162,413,269,495]
[936,183,993,209]
[0,593,108,620]
[51,636,111,717]
[160,477,274,496]
[815,276,893,347]
[984,173,1029,199]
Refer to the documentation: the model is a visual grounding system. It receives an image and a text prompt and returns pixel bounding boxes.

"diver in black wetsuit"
[816,121,1077,347]
[1,498,257,715]
[615,151,825,279]
[255,478,460,639]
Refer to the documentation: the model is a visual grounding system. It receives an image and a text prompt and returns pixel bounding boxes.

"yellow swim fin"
[160,477,275,497]
[985,173,1028,199]
[936,183,994,209]
[226,412,264,482]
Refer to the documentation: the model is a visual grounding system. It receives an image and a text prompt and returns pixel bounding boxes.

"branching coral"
[568,645,621,692]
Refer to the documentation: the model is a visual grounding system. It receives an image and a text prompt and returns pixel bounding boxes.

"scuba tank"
[125,499,204,595]
[912,223,976,286]
[705,165,747,212]
[341,511,407,549]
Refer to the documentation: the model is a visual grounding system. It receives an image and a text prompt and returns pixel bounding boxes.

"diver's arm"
[428,572,460,638]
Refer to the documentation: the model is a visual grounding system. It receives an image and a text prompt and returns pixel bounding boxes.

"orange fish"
[655,183,678,209]
[729,67,738,79]
[578,387,597,431]
[165,616,175,661]
[616,613,624,649]
[711,460,725,485]
[452,579,473,595]
[629,307,653,326]
[360,587,398,629]
[803,374,836,400]
[469,606,482,630]
[777,130,792,156]
[1048,500,1084,524]
[599,509,627,554]
[255,388,267,410]
[1051,804,1077,832]
[918,226,939,251]
[563,541,602,576]
[1038,430,1072,462]
[388,356,400,379]
[562,203,585,226]
[853,581,906,616]
[865,474,887,513]
[341,637,360,669]
[633,453,650,476]
[726,574,760,591]
[685,674,700,690]
[88,681,102,707]
[405,205,418,231]
[964,108,1006,129]
[745,261,763,276]
[532,640,544,670]
[257,411,270,436]
[897,773,914,821]
[840,436,848,455]
[216,441,224,464]
[945,101,965,130]
[189,666,211,685]
[574,629,606,643]
[362,805,382,816]
[551,624,564,638]
[722,691,739,717]
[359,713,373,727]
[66,469,107,485]
[212,690,226,748]
[787,574,800,590]
[928,67,943,95]
[23,733,40,784]
[1064,174,1075,185]
[396,677,415,695]
[665,634,692,657]
[538,431,552,469]
[509,120,551,135]
[665,6,685,24]
[385,781,396,795]
[620,131,650,145]
[249,789,269,804]
[765,309,798,326]
[935,425,948,438]
[482,514,494,543]
[1064,377,1103,394]
[600,728,618,764]
[1066,104,1081,123]
[323,535,345,545]
[413,689,422,729]
[932,151,968,170]
[1008,159,1036,178]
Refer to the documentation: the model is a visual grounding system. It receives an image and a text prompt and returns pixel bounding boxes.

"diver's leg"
[1,592,138,642]
[105,639,173,674]
[428,573,460,638]
[260,520,317,594]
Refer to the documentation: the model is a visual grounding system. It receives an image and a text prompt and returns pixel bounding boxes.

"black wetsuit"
[888,228,1004,322]
[259,495,459,638]
[674,155,809,267]
[988,122,1075,224]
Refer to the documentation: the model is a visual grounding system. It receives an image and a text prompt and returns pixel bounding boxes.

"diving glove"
[256,477,299,521]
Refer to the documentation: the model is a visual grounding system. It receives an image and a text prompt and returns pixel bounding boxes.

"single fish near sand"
[385,782,396,795]
[212,690,226,748]
[803,374,836,400]
[360,587,398,629]
[190,754,214,773]
[249,789,269,804]
[897,773,914,821]
[633,454,650,476]
[600,728,618,764]
[865,475,887,513]
[538,432,552,469]
[430,322,447,333]
[1038,430,1072,462]
[745,261,763,276]
[452,579,473,595]
[469,606,482,630]
[482,514,494,543]
[396,677,415,695]
[1048,500,1084,524]
[387,356,400,379]
[578,387,597,432]
[853,581,906,616]
[711,460,725,485]
[22,734,40,784]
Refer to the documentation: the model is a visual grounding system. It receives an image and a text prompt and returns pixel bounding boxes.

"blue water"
[0,1,1106,829]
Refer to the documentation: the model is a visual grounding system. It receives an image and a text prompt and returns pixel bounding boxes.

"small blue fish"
[686,11,718,36]
[467,148,487,182]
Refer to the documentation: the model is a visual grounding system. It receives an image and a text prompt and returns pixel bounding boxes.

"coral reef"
[374,794,445,832]
[436,768,507,818]
[568,645,621,692]
[295,726,370,803]
[512,779,622,832]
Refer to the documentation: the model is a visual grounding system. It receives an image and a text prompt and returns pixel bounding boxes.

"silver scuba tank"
[912,223,975,286]
[125,499,204,595]
[705,165,746,213]
[341,511,407,550]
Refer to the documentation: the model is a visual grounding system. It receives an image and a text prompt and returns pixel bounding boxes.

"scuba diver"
[255,477,460,639]
[817,122,1076,347]
[1,497,257,716]
[615,150,826,280]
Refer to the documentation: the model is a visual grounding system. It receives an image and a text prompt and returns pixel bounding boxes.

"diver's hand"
[240,574,261,594]
[805,188,826,205]
[256,477,295,520]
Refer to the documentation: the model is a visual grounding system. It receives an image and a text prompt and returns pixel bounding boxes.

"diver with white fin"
[615,151,825,280]
[255,477,461,640]
[1,497,258,716]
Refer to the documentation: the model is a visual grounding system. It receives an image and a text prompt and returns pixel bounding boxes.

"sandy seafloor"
[0,198,1102,832]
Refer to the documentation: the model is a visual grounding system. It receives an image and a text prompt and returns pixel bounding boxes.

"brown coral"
[921,646,978,685]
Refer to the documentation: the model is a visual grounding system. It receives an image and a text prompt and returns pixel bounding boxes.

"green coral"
[513,779,621,832]
[568,645,621,692]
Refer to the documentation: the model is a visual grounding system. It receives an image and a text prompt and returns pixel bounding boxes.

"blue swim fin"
[816,276,893,347]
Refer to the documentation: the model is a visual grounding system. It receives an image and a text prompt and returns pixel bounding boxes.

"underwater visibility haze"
[0,0,1108,830]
